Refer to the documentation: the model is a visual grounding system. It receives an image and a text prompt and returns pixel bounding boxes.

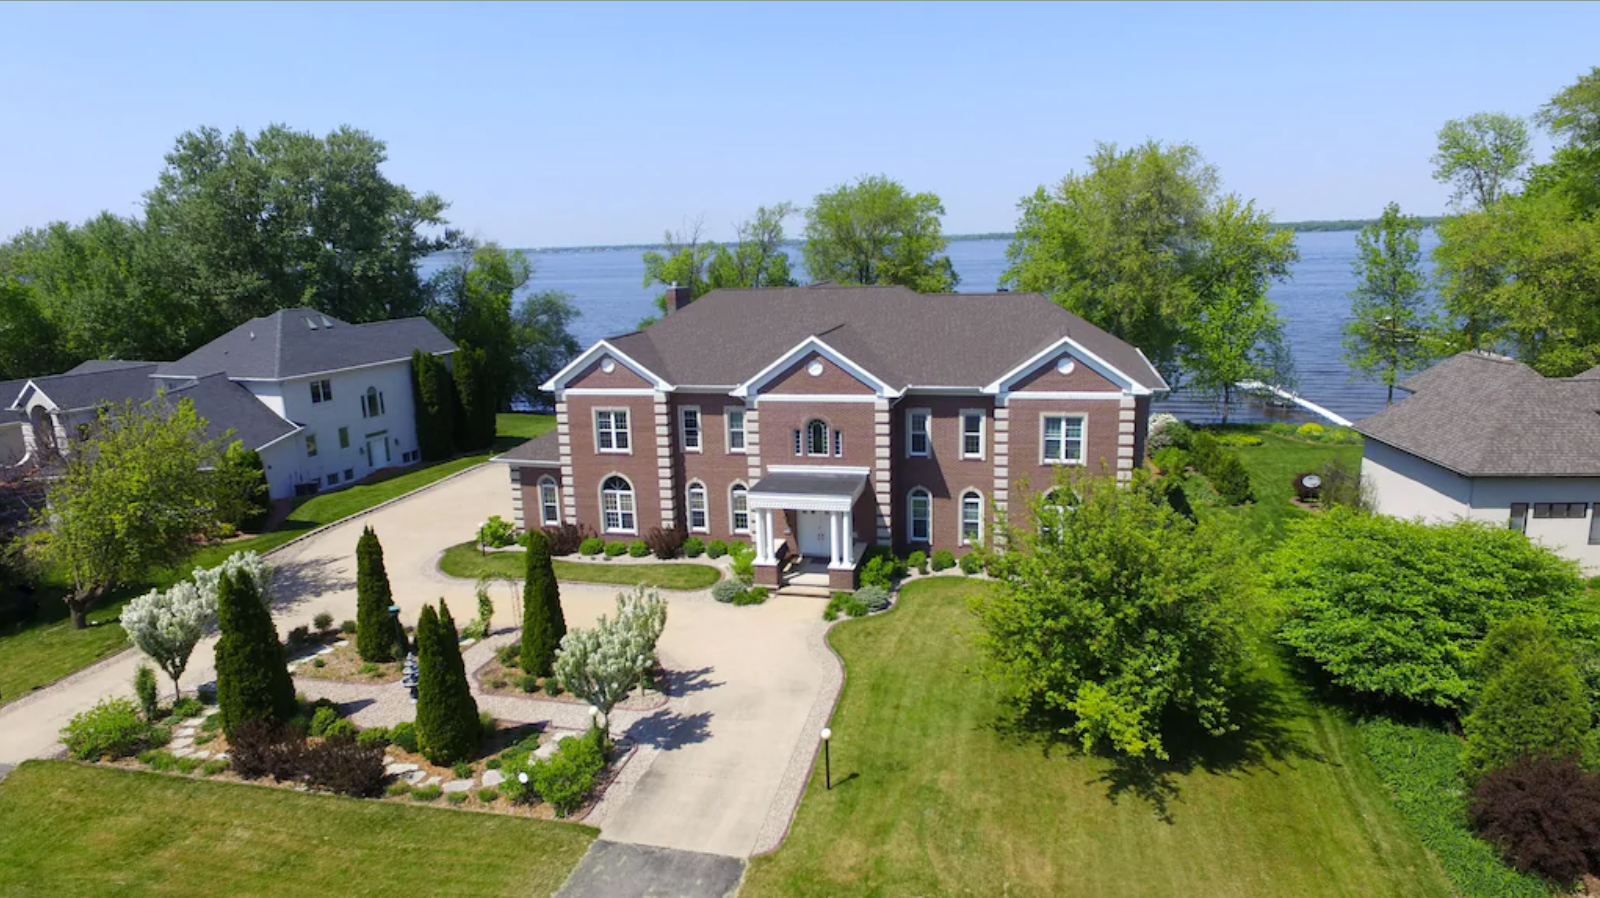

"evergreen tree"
[416,599,479,764]
[410,350,457,461]
[355,526,396,662]
[1463,619,1592,779]
[451,345,496,451]
[521,529,566,676]
[214,570,296,736]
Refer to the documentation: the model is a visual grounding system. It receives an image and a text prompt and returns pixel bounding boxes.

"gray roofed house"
[158,308,456,380]
[164,373,300,451]
[1355,350,1600,569]
[0,379,25,465]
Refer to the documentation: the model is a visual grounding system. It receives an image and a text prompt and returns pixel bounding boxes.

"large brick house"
[498,284,1167,590]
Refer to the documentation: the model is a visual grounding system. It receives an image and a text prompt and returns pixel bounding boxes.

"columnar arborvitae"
[452,346,496,451]
[214,570,297,736]
[355,526,396,662]
[410,350,457,462]
[416,599,480,764]
[521,529,567,676]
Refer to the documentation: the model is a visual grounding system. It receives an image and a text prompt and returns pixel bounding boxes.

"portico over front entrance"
[747,468,869,591]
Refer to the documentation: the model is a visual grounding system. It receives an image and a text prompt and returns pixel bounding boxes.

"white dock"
[1234,381,1353,427]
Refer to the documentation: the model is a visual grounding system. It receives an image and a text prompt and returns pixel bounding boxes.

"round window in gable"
[1057,357,1076,375]
[600,358,617,374]
[807,359,825,377]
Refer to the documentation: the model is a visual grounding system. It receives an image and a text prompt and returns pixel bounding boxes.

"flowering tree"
[120,551,275,698]
[554,587,667,719]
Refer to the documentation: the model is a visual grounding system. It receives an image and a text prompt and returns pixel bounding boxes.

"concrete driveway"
[0,463,841,860]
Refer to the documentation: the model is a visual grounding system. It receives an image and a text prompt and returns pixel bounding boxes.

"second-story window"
[1042,414,1085,464]
[961,411,985,460]
[727,409,747,452]
[680,407,702,452]
[362,387,385,418]
[310,379,333,404]
[907,409,931,457]
[596,409,631,453]
[806,419,829,456]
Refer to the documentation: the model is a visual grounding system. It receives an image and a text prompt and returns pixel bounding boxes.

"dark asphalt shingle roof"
[605,285,1168,392]
[751,469,869,498]
[1356,351,1600,477]
[499,431,561,465]
[159,308,456,380]
[165,373,300,450]
[0,380,26,423]
[19,363,161,411]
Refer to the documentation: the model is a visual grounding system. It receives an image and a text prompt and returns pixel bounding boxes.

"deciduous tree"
[803,176,957,292]
[1344,203,1436,404]
[1432,113,1531,210]
[554,587,667,719]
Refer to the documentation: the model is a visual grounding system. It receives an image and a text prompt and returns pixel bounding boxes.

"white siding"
[1363,440,1472,521]
[264,360,423,499]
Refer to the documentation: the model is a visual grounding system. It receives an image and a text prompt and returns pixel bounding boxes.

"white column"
[828,511,841,567]
[752,508,767,564]
[764,509,776,563]
[842,509,854,566]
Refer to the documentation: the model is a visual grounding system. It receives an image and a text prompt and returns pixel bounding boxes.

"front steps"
[774,569,833,599]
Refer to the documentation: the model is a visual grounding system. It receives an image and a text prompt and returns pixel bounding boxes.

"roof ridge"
[36,362,158,381]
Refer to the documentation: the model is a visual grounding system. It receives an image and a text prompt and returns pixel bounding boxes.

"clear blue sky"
[2,1,1595,247]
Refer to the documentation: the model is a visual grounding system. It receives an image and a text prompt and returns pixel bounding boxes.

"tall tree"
[30,397,227,628]
[1344,203,1435,404]
[1530,66,1600,215]
[521,529,566,676]
[0,277,68,379]
[410,350,457,461]
[707,203,798,291]
[1431,113,1531,210]
[214,570,296,736]
[639,219,717,326]
[803,176,957,292]
[513,289,582,406]
[450,346,495,451]
[415,600,479,764]
[355,526,396,662]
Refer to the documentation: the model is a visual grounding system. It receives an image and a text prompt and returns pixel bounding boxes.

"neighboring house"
[499,283,1167,591]
[0,379,26,466]
[1356,350,1600,569]
[4,309,456,500]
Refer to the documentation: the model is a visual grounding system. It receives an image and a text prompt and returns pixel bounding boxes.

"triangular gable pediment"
[731,336,900,400]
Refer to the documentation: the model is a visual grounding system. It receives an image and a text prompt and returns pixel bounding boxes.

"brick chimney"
[665,283,693,315]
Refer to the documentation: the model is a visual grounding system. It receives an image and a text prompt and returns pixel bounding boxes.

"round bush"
[1297,422,1325,439]
[309,705,340,737]
[604,542,628,558]
[579,537,605,556]
[63,698,159,760]
[856,585,891,613]
[1469,756,1600,884]
[355,726,390,749]
[931,549,956,572]
[706,540,728,559]
[958,553,984,575]
[322,718,358,741]
[683,536,705,558]
[711,580,744,603]
[628,540,650,558]
[390,720,419,753]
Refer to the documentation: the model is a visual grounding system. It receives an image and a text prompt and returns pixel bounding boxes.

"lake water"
[422,229,1436,425]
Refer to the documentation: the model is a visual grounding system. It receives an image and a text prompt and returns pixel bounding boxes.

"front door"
[366,436,390,470]
[796,510,831,558]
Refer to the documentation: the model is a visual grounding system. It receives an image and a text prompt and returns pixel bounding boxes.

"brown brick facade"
[669,393,755,542]
[890,395,997,555]
[563,394,663,538]
[513,465,564,531]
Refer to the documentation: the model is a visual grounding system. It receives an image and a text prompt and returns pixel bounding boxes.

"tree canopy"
[1344,203,1436,403]
[639,205,799,326]
[1431,113,1532,210]
[802,175,958,292]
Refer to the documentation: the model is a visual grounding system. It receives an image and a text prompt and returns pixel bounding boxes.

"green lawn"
[0,761,594,898]
[742,577,1453,898]
[438,542,722,591]
[0,414,554,705]
[1190,427,1363,544]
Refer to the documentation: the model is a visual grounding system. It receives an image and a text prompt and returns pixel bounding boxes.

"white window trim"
[805,418,830,457]
[906,408,932,458]
[959,489,983,546]
[594,407,633,455]
[687,481,710,533]
[679,405,703,453]
[726,408,747,454]
[1040,412,1087,466]
[538,476,561,526]
[305,433,318,458]
[907,487,932,544]
[729,482,751,535]
[599,474,638,535]
[960,409,986,461]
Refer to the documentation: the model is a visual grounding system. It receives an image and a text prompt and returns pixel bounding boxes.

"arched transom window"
[960,490,983,545]
[805,419,829,456]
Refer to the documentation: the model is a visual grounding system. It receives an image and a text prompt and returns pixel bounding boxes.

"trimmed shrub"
[1189,430,1221,472]
[628,540,650,558]
[519,673,539,692]
[133,664,159,721]
[543,676,562,697]
[302,737,386,797]
[477,787,500,803]
[530,734,606,818]
[730,542,755,584]
[1151,446,1190,476]
[385,782,413,798]
[323,719,358,741]
[340,619,358,635]
[579,537,605,556]
[711,580,743,604]
[1462,619,1591,779]
[731,586,769,606]
[1469,756,1600,885]
[416,601,480,765]
[824,591,867,620]
[930,549,955,572]
[958,553,983,575]
[170,696,203,719]
[859,556,893,590]
[856,585,891,613]
[286,625,312,648]
[1208,453,1254,505]
[706,540,728,559]
[229,719,307,780]
[1215,433,1263,447]
[907,550,927,575]
[682,537,705,558]
[1146,414,1191,452]
[409,783,443,802]
[355,526,398,663]
[521,529,567,677]
[390,721,419,754]
[309,705,340,738]
[477,515,516,549]
[1297,422,1325,438]
[643,526,685,560]
[356,726,390,749]
[542,523,592,557]
[312,612,334,632]
[604,542,628,558]
[215,570,297,736]
[63,698,158,760]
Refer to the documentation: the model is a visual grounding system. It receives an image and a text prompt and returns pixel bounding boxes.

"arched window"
[1039,488,1078,541]
[600,475,636,534]
[806,419,829,456]
[687,482,709,532]
[730,483,751,534]
[538,476,561,526]
[363,386,386,418]
[960,490,983,545]
[908,487,932,544]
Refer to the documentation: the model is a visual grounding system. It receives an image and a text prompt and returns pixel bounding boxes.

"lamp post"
[820,727,832,790]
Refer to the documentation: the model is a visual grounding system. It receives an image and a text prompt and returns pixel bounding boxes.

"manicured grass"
[0,414,554,705]
[438,542,721,591]
[1188,427,1363,544]
[742,578,1453,898]
[0,761,594,898]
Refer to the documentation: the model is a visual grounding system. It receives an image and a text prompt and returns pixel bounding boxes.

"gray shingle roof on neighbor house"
[1355,351,1600,477]
[498,431,560,465]
[0,380,26,423]
[165,373,299,450]
[603,285,1169,392]
[159,308,456,380]
[17,362,162,412]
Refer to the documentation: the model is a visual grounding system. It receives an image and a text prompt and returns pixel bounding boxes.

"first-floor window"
[339,427,350,449]
[1042,415,1085,464]
[601,475,636,533]
[539,477,561,526]
[688,483,709,532]
[305,433,318,457]
[908,487,931,543]
[1510,503,1528,533]
[730,484,750,533]
[1533,502,1587,519]
[960,491,982,545]
[727,409,747,452]
[1589,510,1600,546]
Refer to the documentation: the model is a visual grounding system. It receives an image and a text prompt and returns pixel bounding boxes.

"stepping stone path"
[422,775,441,787]
[442,780,474,794]
[334,640,349,648]
[385,762,420,776]
[403,770,428,785]
[482,770,505,788]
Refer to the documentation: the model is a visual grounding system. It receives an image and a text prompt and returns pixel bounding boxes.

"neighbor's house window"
[907,409,931,458]
[1042,414,1085,464]
[960,490,983,545]
[730,484,751,534]
[310,379,333,404]
[344,468,354,481]
[1589,510,1600,546]
[1532,502,1587,519]
[908,487,932,543]
[539,476,561,526]
[687,482,709,532]
[1510,503,1528,533]
[680,406,702,452]
[600,475,636,533]
[727,409,747,452]
[961,411,985,460]
[595,409,631,453]
[338,427,350,449]
[305,433,318,457]
[362,387,385,418]
[806,419,829,456]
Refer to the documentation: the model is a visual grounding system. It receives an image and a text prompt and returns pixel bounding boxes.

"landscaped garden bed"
[288,639,404,683]
[470,635,667,710]
[439,541,721,590]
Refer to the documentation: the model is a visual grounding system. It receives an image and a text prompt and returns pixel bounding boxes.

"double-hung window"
[1042,414,1085,464]
[680,407,702,452]
[908,488,932,543]
[310,379,333,404]
[907,409,931,458]
[961,491,983,545]
[687,483,709,532]
[960,411,985,460]
[362,387,385,418]
[539,478,561,526]
[338,427,350,449]
[730,485,750,534]
[601,475,636,533]
[727,410,747,453]
[595,410,631,453]
[305,433,318,457]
